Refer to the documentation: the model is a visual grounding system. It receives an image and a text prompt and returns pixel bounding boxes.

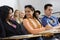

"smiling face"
[19,12,25,18]
[25,7,34,18]
[35,12,40,18]
[14,10,20,17]
[8,9,13,19]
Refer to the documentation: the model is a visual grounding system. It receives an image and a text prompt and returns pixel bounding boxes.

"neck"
[29,16,34,19]
[15,16,19,19]
[27,17,34,19]
[20,18,23,22]
[20,18,23,20]
[20,17,23,19]
[37,17,39,19]
[15,16,19,18]
[45,14,51,18]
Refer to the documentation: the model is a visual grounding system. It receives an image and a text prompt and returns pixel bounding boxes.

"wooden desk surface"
[1,28,60,39]
[39,28,60,34]
[1,34,42,39]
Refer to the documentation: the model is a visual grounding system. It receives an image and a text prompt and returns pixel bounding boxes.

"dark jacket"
[2,20,25,37]
[0,19,6,38]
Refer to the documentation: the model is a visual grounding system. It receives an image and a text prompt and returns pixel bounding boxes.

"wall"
[19,0,60,16]
[0,0,60,16]
[0,0,18,10]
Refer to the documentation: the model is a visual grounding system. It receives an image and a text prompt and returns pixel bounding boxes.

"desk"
[1,34,42,39]
[1,28,60,40]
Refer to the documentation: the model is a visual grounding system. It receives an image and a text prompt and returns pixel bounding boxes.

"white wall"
[0,0,60,16]
[19,0,60,15]
[0,0,18,10]
[44,0,60,17]
[45,0,60,12]
[19,0,45,13]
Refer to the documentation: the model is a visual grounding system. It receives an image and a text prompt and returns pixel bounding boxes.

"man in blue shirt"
[42,16,59,28]
[41,4,60,40]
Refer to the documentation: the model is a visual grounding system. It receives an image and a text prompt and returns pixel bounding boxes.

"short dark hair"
[0,5,13,21]
[25,5,35,11]
[35,10,41,14]
[44,4,53,10]
[33,10,41,19]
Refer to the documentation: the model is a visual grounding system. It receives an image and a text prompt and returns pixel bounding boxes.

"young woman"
[14,10,25,24]
[0,6,24,37]
[23,5,45,34]
[23,5,45,40]
[14,10,21,24]
[19,11,25,23]
[14,10,27,34]
[34,10,41,23]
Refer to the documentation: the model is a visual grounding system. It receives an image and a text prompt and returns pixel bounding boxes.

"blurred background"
[0,0,60,17]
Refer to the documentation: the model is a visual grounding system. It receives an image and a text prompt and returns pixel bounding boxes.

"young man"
[41,4,60,40]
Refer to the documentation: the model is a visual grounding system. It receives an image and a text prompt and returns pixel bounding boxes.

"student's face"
[19,12,25,18]
[15,11,20,17]
[44,6,53,16]
[35,13,40,18]
[8,9,13,19]
[25,7,34,18]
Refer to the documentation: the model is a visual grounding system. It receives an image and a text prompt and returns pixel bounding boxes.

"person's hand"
[43,32,54,37]
[45,26,52,30]
[45,24,53,30]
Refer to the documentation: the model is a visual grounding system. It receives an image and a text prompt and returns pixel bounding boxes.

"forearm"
[30,27,45,34]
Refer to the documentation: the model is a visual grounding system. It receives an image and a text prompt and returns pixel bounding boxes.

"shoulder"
[23,19,28,22]
[23,19,29,24]
[41,16,48,21]
[51,16,58,19]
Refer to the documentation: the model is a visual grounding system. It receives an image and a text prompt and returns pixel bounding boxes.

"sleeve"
[53,16,59,24]
[56,17,59,24]
[54,17,59,24]
[0,19,6,38]
[41,18,48,27]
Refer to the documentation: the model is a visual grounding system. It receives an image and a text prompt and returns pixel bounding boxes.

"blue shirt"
[41,15,59,27]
